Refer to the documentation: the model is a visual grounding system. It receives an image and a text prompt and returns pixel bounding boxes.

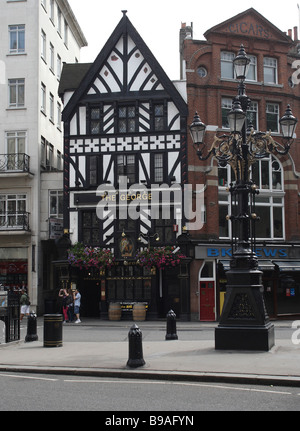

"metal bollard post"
[25,312,38,342]
[165,309,178,340]
[127,324,145,368]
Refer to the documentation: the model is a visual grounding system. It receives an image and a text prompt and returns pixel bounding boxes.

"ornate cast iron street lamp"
[190,45,298,351]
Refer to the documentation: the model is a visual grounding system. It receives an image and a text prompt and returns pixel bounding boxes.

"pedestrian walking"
[74,289,81,323]
[20,289,30,321]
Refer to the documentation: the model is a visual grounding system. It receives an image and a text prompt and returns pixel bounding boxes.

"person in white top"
[74,289,81,323]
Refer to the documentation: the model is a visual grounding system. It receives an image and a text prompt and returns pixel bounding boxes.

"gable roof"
[61,11,187,121]
[58,63,92,96]
[204,7,292,43]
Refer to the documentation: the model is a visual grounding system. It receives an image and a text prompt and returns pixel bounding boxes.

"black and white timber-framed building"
[58,12,190,319]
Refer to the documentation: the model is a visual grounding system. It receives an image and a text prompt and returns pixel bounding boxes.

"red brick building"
[181,8,300,320]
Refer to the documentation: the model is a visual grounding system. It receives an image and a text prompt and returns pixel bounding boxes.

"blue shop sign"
[206,248,288,258]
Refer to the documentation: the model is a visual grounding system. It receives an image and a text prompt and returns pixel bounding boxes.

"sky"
[68,0,300,81]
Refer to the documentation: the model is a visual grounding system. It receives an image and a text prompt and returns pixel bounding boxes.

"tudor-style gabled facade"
[59,12,189,319]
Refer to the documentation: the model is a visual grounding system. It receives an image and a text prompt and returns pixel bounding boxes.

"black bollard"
[127,324,145,368]
[165,309,178,340]
[25,312,38,342]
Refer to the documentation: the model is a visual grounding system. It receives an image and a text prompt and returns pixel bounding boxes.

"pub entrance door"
[199,281,215,321]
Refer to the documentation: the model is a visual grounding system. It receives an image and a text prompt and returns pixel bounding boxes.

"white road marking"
[62,378,292,395]
[0,373,58,382]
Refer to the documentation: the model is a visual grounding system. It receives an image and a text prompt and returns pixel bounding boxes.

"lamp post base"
[214,266,275,351]
[215,323,274,351]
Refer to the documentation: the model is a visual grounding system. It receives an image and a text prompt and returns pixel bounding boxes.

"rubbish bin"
[43,314,63,347]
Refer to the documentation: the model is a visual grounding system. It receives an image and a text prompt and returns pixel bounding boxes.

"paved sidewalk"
[0,318,299,387]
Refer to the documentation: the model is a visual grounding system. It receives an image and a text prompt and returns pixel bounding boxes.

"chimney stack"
[294,26,298,41]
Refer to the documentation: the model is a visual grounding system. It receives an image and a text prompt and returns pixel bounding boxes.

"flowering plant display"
[136,246,186,270]
[68,242,114,270]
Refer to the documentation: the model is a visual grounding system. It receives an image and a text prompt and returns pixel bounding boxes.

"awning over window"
[219,260,230,271]
[273,261,300,272]
[218,260,275,271]
[258,260,275,271]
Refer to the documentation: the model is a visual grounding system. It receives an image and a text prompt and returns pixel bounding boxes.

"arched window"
[218,155,285,240]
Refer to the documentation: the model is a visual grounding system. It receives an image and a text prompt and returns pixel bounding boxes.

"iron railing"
[0,212,30,231]
[0,153,30,172]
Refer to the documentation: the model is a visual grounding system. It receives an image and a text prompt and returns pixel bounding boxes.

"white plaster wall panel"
[115,37,124,55]
[107,52,123,84]
[70,114,77,136]
[168,102,180,130]
[70,158,76,187]
[93,77,106,94]
[74,139,83,153]
[139,153,150,181]
[79,156,85,179]
[87,88,97,95]
[129,62,152,92]
[64,91,75,105]
[127,36,136,54]
[142,75,161,92]
[69,135,181,154]
[173,164,181,183]
[139,103,150,131]
[99,65,121,92]
[127,51,145,84]
[70,212,78,243]
[103,105,115,134]
[79,106,86,135]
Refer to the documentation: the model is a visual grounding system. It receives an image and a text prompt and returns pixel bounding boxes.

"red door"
[200,281,215,321]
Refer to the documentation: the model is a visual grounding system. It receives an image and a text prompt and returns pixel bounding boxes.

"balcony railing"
[0,212,30,231]
[0,154,30,172]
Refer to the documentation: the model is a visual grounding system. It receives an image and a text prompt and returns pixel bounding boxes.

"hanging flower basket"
[136,246,186,270]
[68,243,115,270]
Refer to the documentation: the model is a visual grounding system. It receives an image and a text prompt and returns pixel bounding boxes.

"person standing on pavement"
[67,287,74,322]
[20,289,30,321]
[59,288,70,323]
[74,289,81,323]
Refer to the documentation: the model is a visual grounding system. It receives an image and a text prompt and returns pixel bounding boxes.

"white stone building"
[0,0,87,313]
